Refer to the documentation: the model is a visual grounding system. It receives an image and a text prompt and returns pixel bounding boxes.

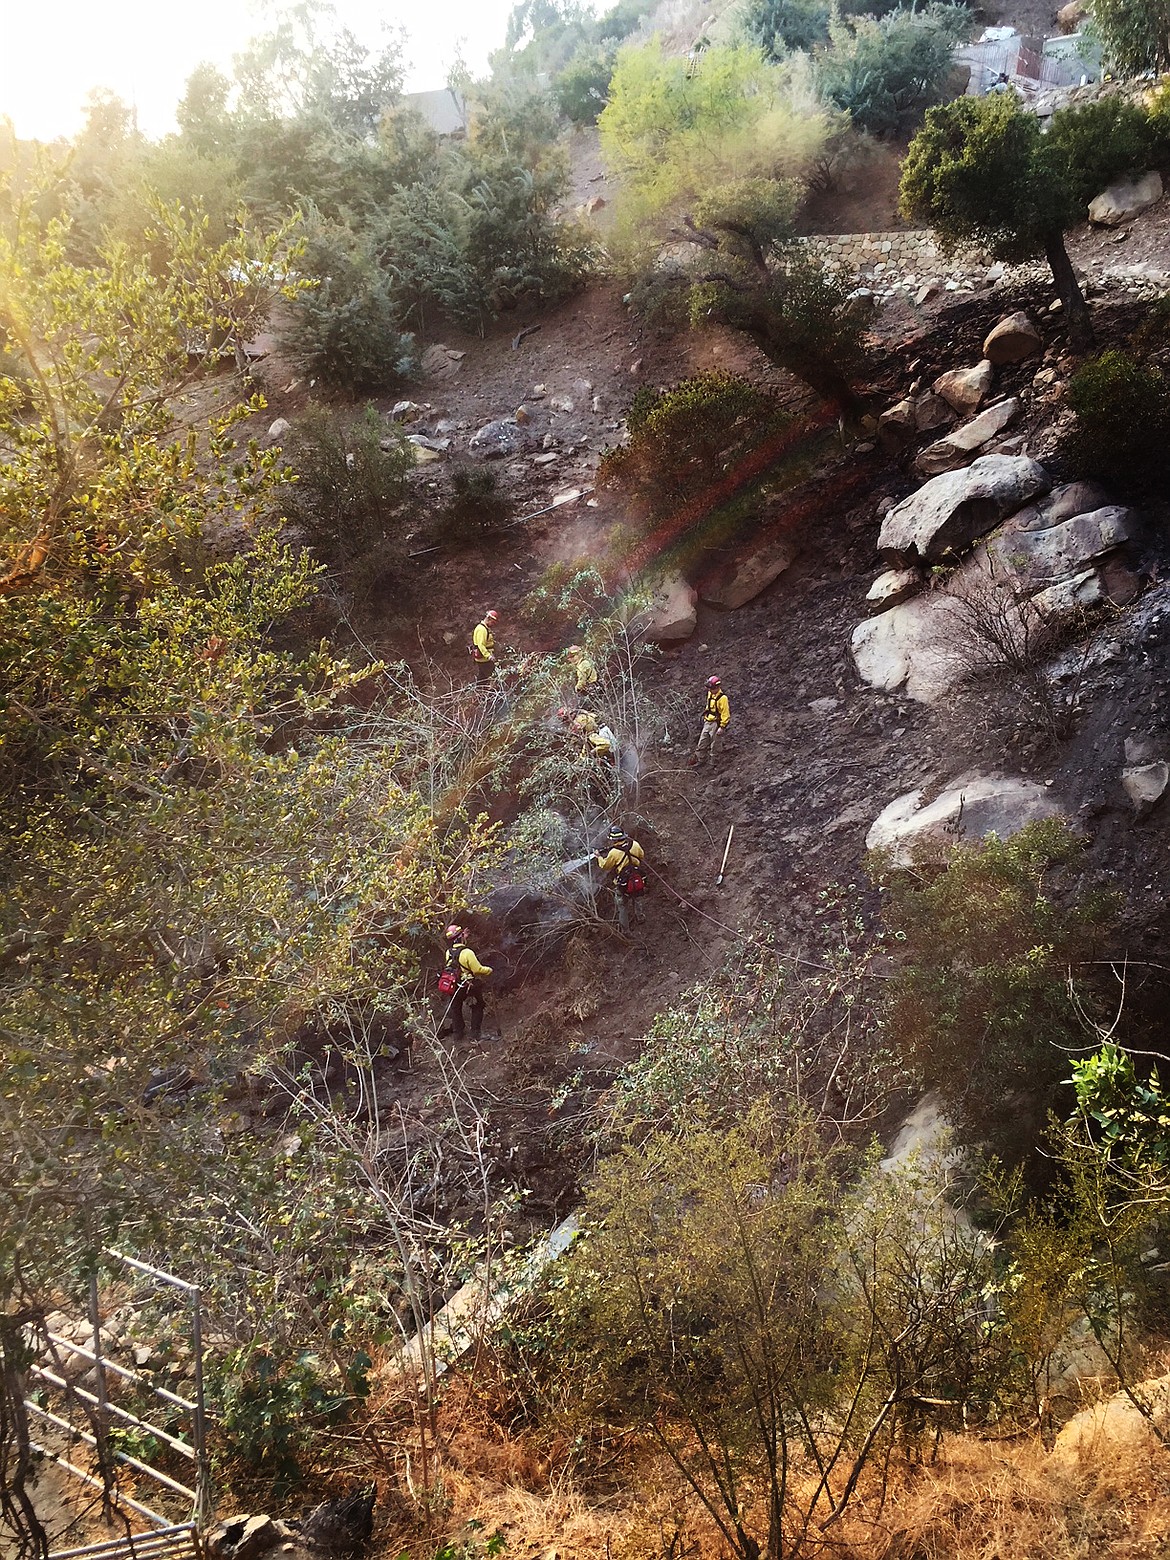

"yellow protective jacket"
[596,839,644,876]
[703,689,730,728]
[456,945,492,981]
[472,622,495,663]
[574,655,598,694]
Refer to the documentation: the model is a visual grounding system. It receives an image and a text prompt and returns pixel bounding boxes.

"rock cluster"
[853,426,1142,705]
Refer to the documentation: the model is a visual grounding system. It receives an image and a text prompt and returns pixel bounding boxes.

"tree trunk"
[1043,229,1093,351]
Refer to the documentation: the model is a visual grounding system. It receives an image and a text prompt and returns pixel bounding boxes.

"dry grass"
[367,1416,1170,1560]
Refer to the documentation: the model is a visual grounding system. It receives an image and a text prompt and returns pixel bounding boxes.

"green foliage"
[214,1346,358,1482]
[0,188,503,1368]
[281,224,417,389]
[600,48,865,405]
[529,1108,1014,1558]
[900,93,1069,263]
[599,371,786,520]
[876,820,1114,1162]
[1063,348,1170,489]
[282,405,415,587]
[555,45,615,123]
[743,0,834,56]
[609,906,906,1134]
[1070,1043,1170,1171]
[817,6,970,137]
[600,40,832,249]
[1041,96,1160,212]
[437,464,513,544]
[741,0,928,57]
[1088,0,1170,74]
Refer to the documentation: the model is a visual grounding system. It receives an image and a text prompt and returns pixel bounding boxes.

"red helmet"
[707,675,722,688]
[484,610,499,622]
[567,644,581,656]
[445,924,464,940]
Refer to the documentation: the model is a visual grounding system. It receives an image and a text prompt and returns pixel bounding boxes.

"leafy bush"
[1041,96,1159,210]
[599,371,786,520]
[436,464,512,543]
[818,5,969,137]
[556,45,615,124]
[1063,348,1170,489]
[875,820,1114,1165]
[281,227,416,390]
[1088,0,1170,75]
[742,0,924,57]
[743,0,833,55]
[282,404,415,584]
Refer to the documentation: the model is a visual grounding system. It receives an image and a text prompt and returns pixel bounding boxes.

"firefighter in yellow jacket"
[691,674,730,766]
[441,924,493,1041]
[471,610,499,683]
[566,645,598,695]
[596,823,646,933]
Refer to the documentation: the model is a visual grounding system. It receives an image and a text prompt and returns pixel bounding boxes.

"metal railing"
[24,1253,212,1535]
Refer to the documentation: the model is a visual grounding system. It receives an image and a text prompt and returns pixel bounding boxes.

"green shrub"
[1041,96,1159,210]
[1088,0,1170,75]
[741,0,925,58]
[556,46,615,124]
[281,227,416,391]
[1064,348,1170,489]
[875,819,1115,1165]
[818,5,969,137]
[599,371,786,520]
[436,464,512,544]
[282,404,414,586]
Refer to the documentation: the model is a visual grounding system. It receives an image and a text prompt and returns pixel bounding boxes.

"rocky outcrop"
[866,776,1067,868]
[855,475,1141,704]
[913,392,954,433]
[701,533,799,609]
[878,454,1050,565]
[1089,170,1163,227]
[914,398,1021,477]
[267,418,291,442]
[982,312,1043,365]
[640,573,698,642]
[989,503,1138,590]
[850,588,961,702]
[932,360,994,416]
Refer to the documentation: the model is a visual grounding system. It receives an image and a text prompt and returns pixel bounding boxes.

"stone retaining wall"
[799,228,944,274]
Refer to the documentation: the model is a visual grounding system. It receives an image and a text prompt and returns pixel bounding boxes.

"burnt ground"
[235,189,1170,1245]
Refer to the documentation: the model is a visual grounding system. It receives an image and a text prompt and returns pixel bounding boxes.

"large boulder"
[932,361,994,416]
[914,398,1021,477]
[866,776,1067,868]
[640,573,698,642]
[468,418,532,460]
[701,533,799,609]
[1089,170,1163,227]
[982,312,1043,365]
[1056,0,1087,31]
[878,453,1050,565]
[850,588,962,703]
[991,503,1137,589]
